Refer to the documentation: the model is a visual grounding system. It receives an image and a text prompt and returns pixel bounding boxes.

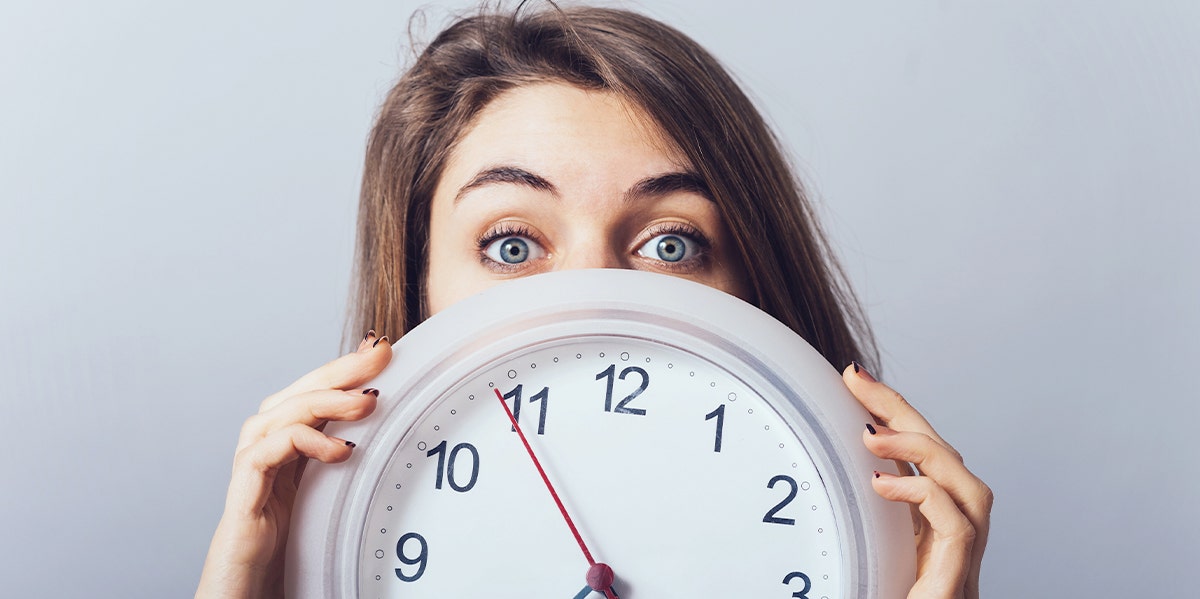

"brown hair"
[350,3,877,370]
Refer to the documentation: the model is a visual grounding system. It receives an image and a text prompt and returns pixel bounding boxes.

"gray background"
[1,0,1196,596]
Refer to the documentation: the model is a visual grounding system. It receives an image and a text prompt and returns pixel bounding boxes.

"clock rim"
[286,269,916,598]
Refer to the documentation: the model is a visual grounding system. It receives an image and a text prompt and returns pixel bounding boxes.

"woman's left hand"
[843,363,992,599]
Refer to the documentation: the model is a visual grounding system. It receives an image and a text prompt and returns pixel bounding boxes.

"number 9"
[394,532,429,582]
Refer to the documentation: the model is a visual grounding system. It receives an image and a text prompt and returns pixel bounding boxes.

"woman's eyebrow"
[455,166,557,204]
[453,167,712,204]
[624,171,713,203]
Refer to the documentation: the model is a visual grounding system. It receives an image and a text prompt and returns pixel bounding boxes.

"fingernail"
[865,423,877,435]
[873,470,881,479]
[373,335,389,348]
[852,361,877,383]
[363,329,376,341]
[363,388,380,396]
[345,440,356,448]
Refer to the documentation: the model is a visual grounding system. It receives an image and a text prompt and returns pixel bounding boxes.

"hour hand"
[572,584,620,599]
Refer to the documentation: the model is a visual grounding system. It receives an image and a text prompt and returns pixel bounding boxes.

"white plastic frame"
[287,269,915,597]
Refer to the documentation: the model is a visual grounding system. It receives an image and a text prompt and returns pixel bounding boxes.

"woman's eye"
[637,233,699,263]
[484,236,545,265]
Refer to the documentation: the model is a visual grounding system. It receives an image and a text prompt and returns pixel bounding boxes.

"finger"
[260,334,392,412]
[863,424,992,529]
[873,472,974,599]
[226,423,356,518]
[842,362,958,457]
[355,329,378,353]
[239,388,379,450]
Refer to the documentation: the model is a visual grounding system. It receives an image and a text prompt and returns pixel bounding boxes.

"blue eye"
[637,233,698,263]
[484,236,545,265]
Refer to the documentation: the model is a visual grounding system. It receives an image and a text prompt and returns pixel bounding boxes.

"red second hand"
[494,388,618,599]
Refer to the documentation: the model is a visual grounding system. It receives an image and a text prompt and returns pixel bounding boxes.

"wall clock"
[287,269,915,598]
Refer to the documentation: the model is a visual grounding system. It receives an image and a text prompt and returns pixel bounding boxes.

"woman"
[197,4,991,598]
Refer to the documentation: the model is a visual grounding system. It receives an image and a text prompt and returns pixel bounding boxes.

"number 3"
[781,571,811,598]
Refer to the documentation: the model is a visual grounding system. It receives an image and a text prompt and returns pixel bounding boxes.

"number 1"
[704,404,724,452]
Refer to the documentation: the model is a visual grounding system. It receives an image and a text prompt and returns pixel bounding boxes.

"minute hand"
[494,388,619,599]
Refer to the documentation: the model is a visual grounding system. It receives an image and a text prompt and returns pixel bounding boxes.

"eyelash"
[476,223,537,252]
[475,223,541,271]
[637,222,712,267]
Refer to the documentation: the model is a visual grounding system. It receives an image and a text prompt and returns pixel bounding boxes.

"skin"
[198,83,991,599]
[426,84,751,309]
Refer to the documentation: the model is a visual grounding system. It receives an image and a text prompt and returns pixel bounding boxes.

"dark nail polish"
[345,440,356,448]
[873,470,881,479]
[363,388,379,396]
[853,361,877,383]
[363,329,376,341]
[373,335,388,348]
[865,423,877,435]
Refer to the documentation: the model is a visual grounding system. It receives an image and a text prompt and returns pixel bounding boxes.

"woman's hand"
[196,332,392,599]
[843,362,992,599]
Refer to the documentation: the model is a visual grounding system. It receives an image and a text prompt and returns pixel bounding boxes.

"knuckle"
[934,441,965,468]
[281,422,311,437]
[949,519,977,545]
[976,482,995,511]
[313,369,342,391]
[232,445,265,473]
[239,414,267,439]
[887,388,909,406]
[344,399,375,420]
[898,432,937,466]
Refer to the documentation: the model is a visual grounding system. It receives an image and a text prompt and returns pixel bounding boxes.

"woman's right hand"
[196,331,392,599]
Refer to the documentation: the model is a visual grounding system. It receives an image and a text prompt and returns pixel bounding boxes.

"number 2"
[762,474,798,525]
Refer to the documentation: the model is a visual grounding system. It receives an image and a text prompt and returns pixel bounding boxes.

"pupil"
[500,238,529,263]
[657,235,685,262]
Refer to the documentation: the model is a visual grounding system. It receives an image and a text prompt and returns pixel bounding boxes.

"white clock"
[287,269,915,598]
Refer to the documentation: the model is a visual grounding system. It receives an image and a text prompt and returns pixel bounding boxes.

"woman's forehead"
[444,82,690,177]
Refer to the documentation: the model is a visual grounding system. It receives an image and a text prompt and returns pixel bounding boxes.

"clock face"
[358,337,841,597]
[288,270,914,599]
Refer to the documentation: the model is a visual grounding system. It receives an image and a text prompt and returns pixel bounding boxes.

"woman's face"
[426,83,750,314]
